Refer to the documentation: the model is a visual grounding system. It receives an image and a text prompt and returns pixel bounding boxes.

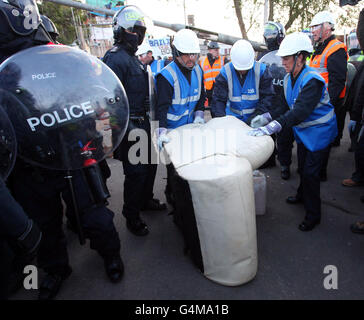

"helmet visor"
[263,23,279,40]
[348,33,360,50]
[113,6,147,33]
[0,0,41,35]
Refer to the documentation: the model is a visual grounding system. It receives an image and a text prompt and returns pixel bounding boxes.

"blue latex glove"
[156,128,170,151]
[193,110,205,124]
[247,120,282,137]
[348,120,356,134]
[250,112,272,128]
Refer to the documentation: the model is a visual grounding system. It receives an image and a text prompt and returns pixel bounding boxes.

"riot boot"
[38,266,72,300]
[103,254,124,283]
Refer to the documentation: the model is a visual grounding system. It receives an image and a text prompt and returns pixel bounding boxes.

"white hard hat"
[230,39,255,71]
[277,32,313,56]
[136,42,152,56]
[173,29,200,54]
[309,11,335,27]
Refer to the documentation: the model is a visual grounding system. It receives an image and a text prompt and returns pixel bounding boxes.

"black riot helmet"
[208,41,220,49]
[0,0,41,36]
[263,21,285,51]
[41,15,59,43]
[112,5,149,46]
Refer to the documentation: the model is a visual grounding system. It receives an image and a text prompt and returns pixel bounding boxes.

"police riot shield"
[0,106,17,180]
[0,45,129,170]
[147,64,156,121]
[259,50,286,97]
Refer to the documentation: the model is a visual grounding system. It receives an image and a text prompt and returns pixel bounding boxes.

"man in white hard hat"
[154,28,206,205]
[249,32,337,231]
[136,42,169,77]
[308,10,348,180]
[211,39,274,125]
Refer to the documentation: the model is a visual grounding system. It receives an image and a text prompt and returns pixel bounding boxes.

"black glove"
[10,219,42,262]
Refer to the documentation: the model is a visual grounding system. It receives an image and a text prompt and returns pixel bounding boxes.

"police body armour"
[0,106,16,179]
[0,45,129,170]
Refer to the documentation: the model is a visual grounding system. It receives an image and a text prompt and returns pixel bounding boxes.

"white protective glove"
[156,128,170,151]
[193,110,205,124]
[247,120,282,137]
[250,112,272,128]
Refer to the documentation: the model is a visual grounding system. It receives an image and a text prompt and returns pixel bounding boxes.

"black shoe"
[38,266,72,300]
[286,196,302,204]
[103,255,124,283]
[126,218,149,236]
[320,172,327,182]
[298,219,320,231]
[141,198,167,211]
[281,166,290,180]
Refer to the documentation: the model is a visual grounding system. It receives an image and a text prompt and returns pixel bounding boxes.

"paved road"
[11,116,364,300]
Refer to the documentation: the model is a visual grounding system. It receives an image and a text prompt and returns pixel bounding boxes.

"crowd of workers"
[0,0,364,300]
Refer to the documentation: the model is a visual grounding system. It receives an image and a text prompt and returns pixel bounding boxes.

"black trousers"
[9,167,120,275]
[277,126,295,167]
[114,117,157,221]
[296,143,330,222]
[334,101,346,142]
[351,130,364,183]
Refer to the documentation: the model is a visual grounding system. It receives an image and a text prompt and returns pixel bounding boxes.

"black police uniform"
[0,177,41,299]
[103,42,157,233]
[0,15,123,299]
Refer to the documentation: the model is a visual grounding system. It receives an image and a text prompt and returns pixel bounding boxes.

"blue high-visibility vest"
[220,61,266,123]
[151,59,165,77]
[283,66,338,152]
[160,61,203,129]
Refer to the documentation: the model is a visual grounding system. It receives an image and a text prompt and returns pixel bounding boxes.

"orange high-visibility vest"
[200,56,224,90]
[309,39,348,99]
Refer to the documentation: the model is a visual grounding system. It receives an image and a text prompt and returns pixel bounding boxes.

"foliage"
[38,1,88,45]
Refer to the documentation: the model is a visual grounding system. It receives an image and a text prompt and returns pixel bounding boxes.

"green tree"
[234,0,364,39]
[38,1,88,45]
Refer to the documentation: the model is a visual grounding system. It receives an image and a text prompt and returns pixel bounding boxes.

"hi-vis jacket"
[200,56,224,90]
[150,59,165,77]
[159,61,203,129]
[283,66,338,152]
[220,61,266,123]
[309,39,348,99]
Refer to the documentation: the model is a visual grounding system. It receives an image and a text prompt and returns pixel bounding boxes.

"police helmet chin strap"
[33,24,53,44]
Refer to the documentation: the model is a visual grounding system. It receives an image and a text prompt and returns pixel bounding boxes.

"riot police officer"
[256,21,295,178]
[0,0,124,300]
[0,107,41,300]
[103,5,166,237]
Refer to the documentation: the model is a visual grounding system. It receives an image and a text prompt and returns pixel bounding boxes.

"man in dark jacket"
[342,9,364,234]
[309,10,348,181]
[103,5,166,237]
